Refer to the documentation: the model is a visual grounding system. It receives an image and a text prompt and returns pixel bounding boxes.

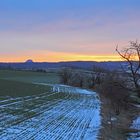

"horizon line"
[0,60,125,63]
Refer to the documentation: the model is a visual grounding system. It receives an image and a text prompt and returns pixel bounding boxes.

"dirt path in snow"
[0,84,101,140]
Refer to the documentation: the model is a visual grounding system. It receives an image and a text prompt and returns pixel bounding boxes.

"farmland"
[0,70,101,140]
[0,70,60,84]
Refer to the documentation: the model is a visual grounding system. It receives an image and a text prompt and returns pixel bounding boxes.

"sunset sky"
[0,0,140,62]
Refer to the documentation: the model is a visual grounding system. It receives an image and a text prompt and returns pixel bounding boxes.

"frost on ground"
[0,84,101,140]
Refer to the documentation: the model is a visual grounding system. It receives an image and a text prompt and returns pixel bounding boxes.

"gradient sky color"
[0,0,140,62]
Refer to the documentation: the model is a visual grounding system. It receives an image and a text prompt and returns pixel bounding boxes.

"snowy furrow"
[0,92,53,108]
[37,100,87,140]
[0,93,69,131]
[1,98,72,139]
[0,84,101,140]
[13,96,81,140]
[0,93,71,134]
[0,91,59,121]
[0,92,48,105]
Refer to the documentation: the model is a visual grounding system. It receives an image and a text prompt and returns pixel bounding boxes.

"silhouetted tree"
[116,41,140,97]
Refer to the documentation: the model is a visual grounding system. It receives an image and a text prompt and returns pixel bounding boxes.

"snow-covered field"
[0,84,101,140]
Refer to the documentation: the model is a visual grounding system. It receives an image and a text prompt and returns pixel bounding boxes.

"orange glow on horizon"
[0,51,122,62]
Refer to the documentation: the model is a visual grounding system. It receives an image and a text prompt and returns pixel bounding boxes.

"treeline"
[59,67,104,88]
[59,67,130,115]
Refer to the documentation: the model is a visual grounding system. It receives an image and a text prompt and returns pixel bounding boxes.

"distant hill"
[0,61,127,71]
[25,59,34,63]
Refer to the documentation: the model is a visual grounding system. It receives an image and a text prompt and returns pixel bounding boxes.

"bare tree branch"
[116,41,140,97]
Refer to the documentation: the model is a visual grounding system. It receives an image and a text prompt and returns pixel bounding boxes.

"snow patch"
[128,117,140,140]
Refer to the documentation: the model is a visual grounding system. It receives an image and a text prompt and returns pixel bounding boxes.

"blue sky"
[0,0,140,62]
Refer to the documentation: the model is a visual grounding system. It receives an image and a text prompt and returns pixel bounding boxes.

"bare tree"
[89,65,107,87]
[116,41,140,97]
[59,68,72,84]
[100,73,130,115]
